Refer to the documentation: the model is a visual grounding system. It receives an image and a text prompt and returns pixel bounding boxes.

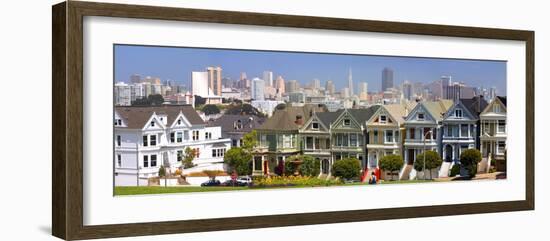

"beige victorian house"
[479,96,507,171]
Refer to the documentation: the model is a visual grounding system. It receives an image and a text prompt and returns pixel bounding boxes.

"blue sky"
[114,44,507,94]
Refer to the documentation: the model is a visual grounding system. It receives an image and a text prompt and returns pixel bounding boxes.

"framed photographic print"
[52,1,534,240]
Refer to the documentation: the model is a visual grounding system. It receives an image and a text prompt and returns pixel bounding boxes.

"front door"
[407,149,415,165]
[445,145,453,162]
[321,159,329,174]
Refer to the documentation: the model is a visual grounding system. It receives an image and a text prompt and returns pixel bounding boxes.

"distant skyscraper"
[276,76,285,95]
[358,82,368,100]
[428,79,443,100]
[286,80,299,93]
[342,87,350,98]
[326,80,335,95]
[263,71,273,87]
[207,66,222,96]
[348,68,354,96]
[251,78,265,100]
[130,74,141,84]
[402,80,413,100]
[192,71,210,97]
[441,76,452,87]
[382,67,394,92]
[312,78,321,89]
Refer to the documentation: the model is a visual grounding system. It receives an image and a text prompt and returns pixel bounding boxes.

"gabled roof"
[316,110,343,127]
[382,104,409,124]
[256,104,326,131]
[422,99,453,121]
[115,105,204,129]
[347,106,381,124]
[459,96,488,119]
[207,114,266,135]
[497,96,507,107]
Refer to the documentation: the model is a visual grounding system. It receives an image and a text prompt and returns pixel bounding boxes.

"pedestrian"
[369,172,377,184]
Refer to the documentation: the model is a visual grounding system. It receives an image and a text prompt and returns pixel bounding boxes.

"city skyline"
[114,44,507,94]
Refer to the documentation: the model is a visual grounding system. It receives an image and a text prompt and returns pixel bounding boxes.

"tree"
[194,95,206,106]
[224,147,252,176]
[460,149,482,178]
[379,154,404,181]
[414,150,443,179]
[284,158,298,176]
[131,94,165,106]
[182,147,197,169]
[242,130,257,152]
[298,155,320,177]
[202,104,221,115]
[331,158,361,180]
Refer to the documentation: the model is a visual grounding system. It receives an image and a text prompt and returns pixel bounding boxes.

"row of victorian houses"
[252,96,507,180]
[113,95,506,186]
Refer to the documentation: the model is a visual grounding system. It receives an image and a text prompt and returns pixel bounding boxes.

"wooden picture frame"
[52,1,534,240]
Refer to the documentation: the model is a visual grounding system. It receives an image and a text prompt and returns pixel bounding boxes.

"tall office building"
[251,78,265,100]
[263,71,273,87]
[381,67,394,92]
[348,68,354,96]
[312,78,321,89]
[130,74,141,84]
[207,66,222,96]
[192,71,210,97]
[276,76,285,95]
[441,75,452,87]
[402,80,413,100]
[286,80,299,93]
[326,80,335,95]
[358,82,368,100]
[341,87,350,98]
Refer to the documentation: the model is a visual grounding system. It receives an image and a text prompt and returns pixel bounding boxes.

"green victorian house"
[253,104,326,176]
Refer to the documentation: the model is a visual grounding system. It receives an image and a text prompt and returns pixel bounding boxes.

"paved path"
[434,172,506,182]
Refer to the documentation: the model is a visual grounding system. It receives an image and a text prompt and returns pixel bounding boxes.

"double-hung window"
[350,134,357,146]
[150,135,157,146]
[142,135,148,147]
[116,135,121,146]
[380,115,387,124]
[150,155,157,167]
[143,155,149,168]
[176,132,183,142]
[385,130,393,143]
[117,154,122,167]
[170,132,175,143]
[192,130,199,140]
[498,120,506,133]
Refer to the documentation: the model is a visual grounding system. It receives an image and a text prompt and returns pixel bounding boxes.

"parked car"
[200,179,221,187]
[221,180,247,187]
[237,176,252,184]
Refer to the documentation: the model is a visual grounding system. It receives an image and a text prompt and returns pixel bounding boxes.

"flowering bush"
[252,175,342,187]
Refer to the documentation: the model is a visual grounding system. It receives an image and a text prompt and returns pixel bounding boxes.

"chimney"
[295,115,303,125]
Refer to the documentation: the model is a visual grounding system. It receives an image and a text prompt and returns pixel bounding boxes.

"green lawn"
[115,179,438,195]
[115,186,248,195]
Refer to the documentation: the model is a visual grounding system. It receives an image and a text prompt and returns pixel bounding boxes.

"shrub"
[202,104,221,115]
[460,149,482,178]
[174,169,182,176]
[158,165,166,177]
[252,175,342,187]
[331,158,361,180]
[224,147,252,176]
[284,158,298,176]
[299,156,320,177]
[449,164,460,177]
[414,150,443,179]
[379,154,404,180]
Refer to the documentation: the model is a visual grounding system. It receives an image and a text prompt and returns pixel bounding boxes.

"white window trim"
[380,115,387,124]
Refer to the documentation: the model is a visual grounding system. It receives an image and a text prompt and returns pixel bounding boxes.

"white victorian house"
[114,105,231,186]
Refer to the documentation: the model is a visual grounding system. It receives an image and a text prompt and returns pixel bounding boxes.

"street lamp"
[423,129,433,180]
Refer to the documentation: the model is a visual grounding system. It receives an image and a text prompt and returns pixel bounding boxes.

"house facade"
[253,104,326,175]
[207,114,265,148]
[365,104,409,170]
[402,100,453,179]
[114,105,231,186]
[299,111,340,175]
[479,96,507,170]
